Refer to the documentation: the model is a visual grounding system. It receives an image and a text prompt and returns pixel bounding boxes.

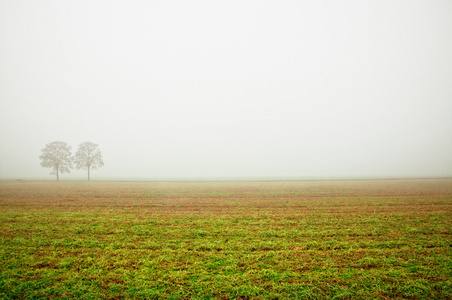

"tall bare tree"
[39,141,73,181]
[74,142,104,181]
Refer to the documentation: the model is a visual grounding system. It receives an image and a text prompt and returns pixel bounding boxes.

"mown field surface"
[0,179,451,299]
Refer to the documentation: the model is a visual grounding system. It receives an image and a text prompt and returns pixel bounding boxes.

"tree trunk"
[57,168,59,181]
[88,165,90,181]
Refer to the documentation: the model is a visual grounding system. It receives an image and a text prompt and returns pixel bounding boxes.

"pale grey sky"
[1,0,451,180]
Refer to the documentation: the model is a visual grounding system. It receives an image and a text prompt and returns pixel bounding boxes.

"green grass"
[0,180,451,299]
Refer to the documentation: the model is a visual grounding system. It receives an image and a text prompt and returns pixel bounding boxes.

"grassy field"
[0,179,451,299]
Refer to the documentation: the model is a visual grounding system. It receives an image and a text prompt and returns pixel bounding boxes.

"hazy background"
[1,0,451,180]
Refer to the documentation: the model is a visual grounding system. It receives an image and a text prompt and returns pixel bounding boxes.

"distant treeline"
[39,141,104,181]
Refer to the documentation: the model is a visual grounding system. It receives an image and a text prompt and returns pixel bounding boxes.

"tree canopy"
[39,141,73,181]
[74,141,104,181]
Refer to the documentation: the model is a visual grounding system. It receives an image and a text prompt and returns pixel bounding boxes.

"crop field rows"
[0,180,451,299]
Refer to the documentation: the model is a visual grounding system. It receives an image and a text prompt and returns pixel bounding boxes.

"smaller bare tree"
[39,141,73,181]
[74,142,104,181]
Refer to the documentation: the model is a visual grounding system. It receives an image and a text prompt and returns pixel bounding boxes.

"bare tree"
[74,142,104,181]
[39,141,73,181]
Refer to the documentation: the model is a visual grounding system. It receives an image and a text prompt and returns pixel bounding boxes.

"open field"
[0,179,451,299]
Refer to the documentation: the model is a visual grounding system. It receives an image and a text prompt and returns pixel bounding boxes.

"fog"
[1,0,451,180]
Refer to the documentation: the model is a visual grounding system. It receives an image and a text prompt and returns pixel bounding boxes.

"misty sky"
[1,0,451,180]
